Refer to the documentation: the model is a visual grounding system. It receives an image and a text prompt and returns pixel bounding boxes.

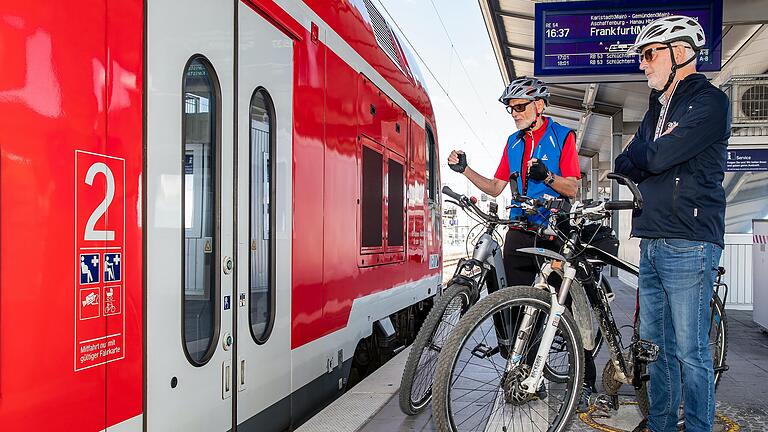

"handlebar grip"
[607,172,644,208]
[604,200,636,211]
[442,185,462,201]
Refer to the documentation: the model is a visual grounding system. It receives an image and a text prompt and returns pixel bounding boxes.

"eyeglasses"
[638,46,670,63]
[506,100,534,114]
[639,44,689,63]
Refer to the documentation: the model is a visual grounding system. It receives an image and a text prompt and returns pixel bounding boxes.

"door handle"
[238,357,247,392]
[222,360,232,399]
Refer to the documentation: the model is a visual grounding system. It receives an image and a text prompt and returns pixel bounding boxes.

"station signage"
[726,148,768,172]
[534,0,722,79]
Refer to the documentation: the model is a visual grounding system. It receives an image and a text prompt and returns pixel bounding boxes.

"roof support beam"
[575,83,599,150]
[507,55,533,63]
[623,121,641,135]
[495,10,534,21]
[591,154,600,201]
[505,43,534,52]
[726,172,753,202]
[487,0,515,81]
[610,110,624,277]
[549,94,622,117]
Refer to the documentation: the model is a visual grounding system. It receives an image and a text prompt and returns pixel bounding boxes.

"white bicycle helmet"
[628,15,706,54]
[499,76,550,105]
[629,15,706,93]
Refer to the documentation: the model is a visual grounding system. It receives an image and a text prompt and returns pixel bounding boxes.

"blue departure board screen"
[534,0,722,77]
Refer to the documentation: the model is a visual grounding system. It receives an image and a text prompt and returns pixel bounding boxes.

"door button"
[223,256,233,274]
[223,332,233,351]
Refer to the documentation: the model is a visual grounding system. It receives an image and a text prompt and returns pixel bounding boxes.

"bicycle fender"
[569,279,596,351]
[516,247,566,262]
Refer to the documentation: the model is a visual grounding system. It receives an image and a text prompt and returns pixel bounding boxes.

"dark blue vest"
[506,119,572,225]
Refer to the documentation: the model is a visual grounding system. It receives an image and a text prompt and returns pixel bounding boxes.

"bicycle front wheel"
[398,283,472,415]
[433,286,584,432]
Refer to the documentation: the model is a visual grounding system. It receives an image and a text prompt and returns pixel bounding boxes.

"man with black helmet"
[446,76,597,410]
[614,15,729,432]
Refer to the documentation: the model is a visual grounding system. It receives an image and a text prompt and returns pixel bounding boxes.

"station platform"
[298,276,768,432]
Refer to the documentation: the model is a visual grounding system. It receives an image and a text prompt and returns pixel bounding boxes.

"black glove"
[449,152,467,173]
[528,159,549,181]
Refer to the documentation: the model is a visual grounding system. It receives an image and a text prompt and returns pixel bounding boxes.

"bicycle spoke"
[440,292,580,432]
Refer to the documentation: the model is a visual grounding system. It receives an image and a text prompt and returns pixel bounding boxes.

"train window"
[182,57,220,366]
[361,144,384,248]
[426,126,437,202]
[387,158,404,247]
[249,88,275,344]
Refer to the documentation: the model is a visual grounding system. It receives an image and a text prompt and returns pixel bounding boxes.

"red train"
[0,0,442,430]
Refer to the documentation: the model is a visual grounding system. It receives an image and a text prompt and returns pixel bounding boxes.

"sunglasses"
[506,100,534,114]
[639,44,688,63]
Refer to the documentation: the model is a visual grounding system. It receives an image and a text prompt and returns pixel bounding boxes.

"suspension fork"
[502,262,555,363]
[513,262,577,393]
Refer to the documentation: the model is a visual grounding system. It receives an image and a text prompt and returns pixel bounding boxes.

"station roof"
[479,0,768,232]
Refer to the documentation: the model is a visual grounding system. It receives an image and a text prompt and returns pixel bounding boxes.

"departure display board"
[534,0,722,78]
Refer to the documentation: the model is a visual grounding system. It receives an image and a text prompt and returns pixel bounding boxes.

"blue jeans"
[638,238,723,432]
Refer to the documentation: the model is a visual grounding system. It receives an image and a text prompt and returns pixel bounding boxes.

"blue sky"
[378,0,517,191]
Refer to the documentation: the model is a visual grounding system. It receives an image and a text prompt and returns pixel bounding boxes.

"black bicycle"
[399,185,605,415]
[398,191,524,415]
[431,173,728,432]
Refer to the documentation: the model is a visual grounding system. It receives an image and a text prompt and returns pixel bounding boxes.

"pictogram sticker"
[80,254,100,285]
[79,288,101,320]
[74,151,126,371]
[103,285,121,316]
[104,253,121,282]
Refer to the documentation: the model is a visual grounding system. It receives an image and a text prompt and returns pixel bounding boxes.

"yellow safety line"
[578,401,740,432]
[716,412,741,432]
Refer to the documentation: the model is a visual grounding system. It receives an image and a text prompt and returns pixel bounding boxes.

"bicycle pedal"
[592,394,619,412]
[635,339,659,362]
[470,343,497,359]
[714,364,729,373]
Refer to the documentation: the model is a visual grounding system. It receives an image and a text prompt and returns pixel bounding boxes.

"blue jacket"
[507,118,572,225]
[614,73,730,248]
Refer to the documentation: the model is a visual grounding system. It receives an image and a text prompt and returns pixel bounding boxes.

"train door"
[145,1,235,431]
[234,3,294,431]
[425,125,442,273]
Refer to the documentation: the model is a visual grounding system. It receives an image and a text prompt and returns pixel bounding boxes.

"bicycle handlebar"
[441,185,462,202]
[441,172,643,233]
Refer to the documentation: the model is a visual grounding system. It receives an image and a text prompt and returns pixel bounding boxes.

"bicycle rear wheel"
[398,283,472,415]
[433,286,584,432]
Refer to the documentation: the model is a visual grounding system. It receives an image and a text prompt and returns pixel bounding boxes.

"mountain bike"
[399,184,605,415]
[398,190,524,415]
[431,173,728,432]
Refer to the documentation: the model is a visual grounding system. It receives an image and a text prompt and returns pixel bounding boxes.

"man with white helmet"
[447,76,600,410]
[613,15,730,432]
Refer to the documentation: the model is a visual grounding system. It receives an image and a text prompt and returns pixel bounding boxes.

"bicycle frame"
[447,232,507,303]
[508,239,579,394]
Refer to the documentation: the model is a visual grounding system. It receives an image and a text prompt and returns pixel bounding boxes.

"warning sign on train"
[74,151,126,371]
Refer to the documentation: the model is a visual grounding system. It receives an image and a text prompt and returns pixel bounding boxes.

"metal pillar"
[590,154,599,201]
[610,110,623,277]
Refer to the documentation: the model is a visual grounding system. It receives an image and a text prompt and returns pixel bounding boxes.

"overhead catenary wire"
[427,0,489,120]
[376,0,494,158]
